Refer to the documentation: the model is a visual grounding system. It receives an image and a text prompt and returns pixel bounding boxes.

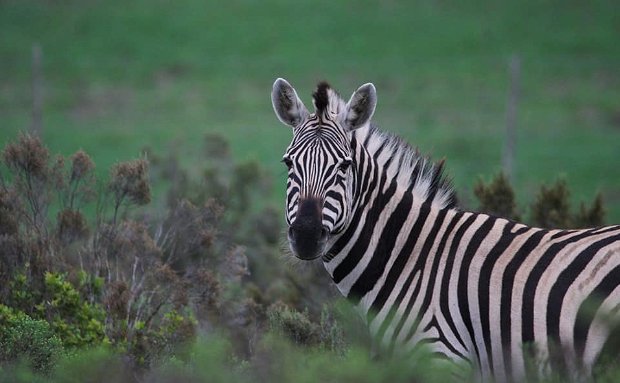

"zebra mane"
[308,81,456,209]
[358,125,458,209]
[312,82,346,117]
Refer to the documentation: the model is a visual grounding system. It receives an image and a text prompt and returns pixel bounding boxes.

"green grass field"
[1,0,619,221]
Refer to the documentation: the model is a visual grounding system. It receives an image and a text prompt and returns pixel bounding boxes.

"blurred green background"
[1,0,619,221]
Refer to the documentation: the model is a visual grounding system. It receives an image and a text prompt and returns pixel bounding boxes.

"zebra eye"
[281,156,293,168]
[338,158,352,171]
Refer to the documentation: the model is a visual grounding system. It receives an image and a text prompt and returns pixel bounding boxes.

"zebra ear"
[342,83,377,131]
[272,78,310,128]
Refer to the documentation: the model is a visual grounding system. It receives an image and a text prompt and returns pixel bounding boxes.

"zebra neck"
[323,178,453,313]
[322,125,457,311]
[346,125,457,213]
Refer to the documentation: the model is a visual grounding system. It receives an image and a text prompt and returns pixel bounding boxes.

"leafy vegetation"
[7,271,106,349]
[0,305,64,375]
[474,172,605,228]
[0,132,616,382]
[474,172,522,221]
[0,133,346,380]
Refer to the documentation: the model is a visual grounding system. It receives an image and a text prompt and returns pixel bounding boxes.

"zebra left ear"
[342,83,377,131]
[272,78,309,128]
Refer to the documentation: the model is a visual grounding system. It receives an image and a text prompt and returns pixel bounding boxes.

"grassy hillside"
[1,0,619,221]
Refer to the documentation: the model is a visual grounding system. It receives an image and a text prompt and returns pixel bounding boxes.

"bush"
[266,302,346,354]
[0,305,64,374]
[0,132,309,375]
[530,178,573,228]
[40,272,107,349]
[6,271,107,350]
[474,172,521,221]
[475,173,606,229]
[267,301,320,347]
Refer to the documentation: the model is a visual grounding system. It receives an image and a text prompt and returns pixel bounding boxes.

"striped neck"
[350,125,456,211]
[322,124,457,307]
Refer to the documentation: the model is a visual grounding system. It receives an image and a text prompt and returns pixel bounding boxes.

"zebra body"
[271,78,620,381]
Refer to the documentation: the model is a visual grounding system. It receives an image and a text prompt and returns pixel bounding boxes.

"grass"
[1,0,619,221]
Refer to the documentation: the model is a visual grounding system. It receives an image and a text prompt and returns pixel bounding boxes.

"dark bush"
[108,158,151,223]
[474,172,521,221]
[530,178,573,228]
[575,193,606,228]
[475,173,606,229]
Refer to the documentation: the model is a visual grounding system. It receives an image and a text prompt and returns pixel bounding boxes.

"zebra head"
[271,78,377,260]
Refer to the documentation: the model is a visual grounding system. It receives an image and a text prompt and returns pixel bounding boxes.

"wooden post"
[31,43,43,135]
[503,54,520,184]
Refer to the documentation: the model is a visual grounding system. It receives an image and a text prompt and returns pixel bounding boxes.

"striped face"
[271,78,376,260]
[283,115,354,259]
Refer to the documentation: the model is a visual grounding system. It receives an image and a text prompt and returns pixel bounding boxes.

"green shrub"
[267,302,320,347]
[265,302,345,353]
[7,271,107,350]
[40,272,107,349]
[0,305,64,374]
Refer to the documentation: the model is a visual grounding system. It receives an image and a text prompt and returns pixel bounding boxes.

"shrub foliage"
[0,304,64,375]
[0,133,341,378]
[0,134,614,382]
[474,172,605,228]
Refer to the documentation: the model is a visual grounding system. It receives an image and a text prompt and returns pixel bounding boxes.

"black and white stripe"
[271,79,620,381]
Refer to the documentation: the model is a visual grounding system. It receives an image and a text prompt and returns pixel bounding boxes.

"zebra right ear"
[342,83,377,131]
[272,78,309,128]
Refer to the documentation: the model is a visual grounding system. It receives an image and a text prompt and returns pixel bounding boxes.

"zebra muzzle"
[288,198,330,260]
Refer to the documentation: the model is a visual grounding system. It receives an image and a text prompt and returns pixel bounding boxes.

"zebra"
[271,78,620,382]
